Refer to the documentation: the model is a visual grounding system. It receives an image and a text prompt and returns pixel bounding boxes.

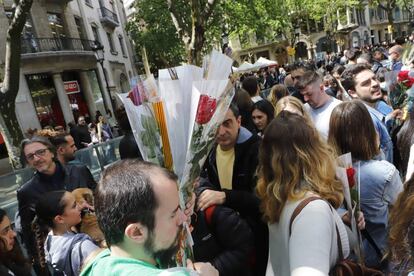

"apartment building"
[0,0,136,132]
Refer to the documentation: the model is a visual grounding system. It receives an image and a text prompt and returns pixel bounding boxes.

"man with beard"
[81,159,218,276]
[341,64,394,162]
[49,133,78,165]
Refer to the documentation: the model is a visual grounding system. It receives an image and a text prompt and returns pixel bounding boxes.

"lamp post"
[92,42,115,113]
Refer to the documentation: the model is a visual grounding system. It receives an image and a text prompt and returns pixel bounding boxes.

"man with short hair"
[295,70,341,140]
[76,116,91,149]
[49,133,78,165]
[341,64,394,162]
[81,159,218,276]
[197,103,268,276]
[388,44,404,72]
[242,77,263,103]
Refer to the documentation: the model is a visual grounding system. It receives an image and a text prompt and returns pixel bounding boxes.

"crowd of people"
[1,38,414,276]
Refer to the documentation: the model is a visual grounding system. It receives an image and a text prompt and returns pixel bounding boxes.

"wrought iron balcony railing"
[99,7,119,27]
[21,37,97,54]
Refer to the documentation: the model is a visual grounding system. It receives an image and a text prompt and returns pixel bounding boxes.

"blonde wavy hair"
[257,111,343,223]
[388,175,414,270]
[275,96,313,127]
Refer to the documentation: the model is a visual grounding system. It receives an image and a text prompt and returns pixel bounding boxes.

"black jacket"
[17,162,96,257]
[198,127,261,216]
[198,127,268,275]
[119,132,142,160]
[192,205,254,276]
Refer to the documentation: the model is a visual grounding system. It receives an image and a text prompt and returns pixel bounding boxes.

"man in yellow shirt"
[197,103,268,276]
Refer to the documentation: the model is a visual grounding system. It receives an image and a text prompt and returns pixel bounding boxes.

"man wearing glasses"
[17,136,96,275]
[388,44,403,72]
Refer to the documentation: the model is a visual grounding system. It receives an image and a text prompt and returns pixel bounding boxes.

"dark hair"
[235,89,253,112]
[332,64,345,77]
[0,209,31,272]
[95,159,178,246]
[228,102,240,118]
[49,133,71,149]
[252,100,275,123]
[242,77,259,97]
[346,48,361,61]
[328,100,379,160]
[294,70,322,91]
[340,63,372,92]
[358,53,373,64]
[32,191,67,268]
[115,107,132,132]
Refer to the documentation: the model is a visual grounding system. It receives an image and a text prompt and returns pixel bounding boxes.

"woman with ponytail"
[0,208,31,275]
[32,190,99,275]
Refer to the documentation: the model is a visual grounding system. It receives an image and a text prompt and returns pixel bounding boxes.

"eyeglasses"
[25,148,49,161]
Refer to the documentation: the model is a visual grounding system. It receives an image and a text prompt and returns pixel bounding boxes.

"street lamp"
[92,42,115,113]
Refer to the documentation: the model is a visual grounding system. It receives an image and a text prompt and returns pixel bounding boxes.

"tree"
[0,0,33,169]
[128,0,223,69]
[126,0,186,72]
[167,0,220,65]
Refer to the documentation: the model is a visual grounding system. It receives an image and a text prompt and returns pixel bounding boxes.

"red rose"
[128,89,141,106]
[346,167,356,189]
[195,95,217,125]
[398,71,409,82]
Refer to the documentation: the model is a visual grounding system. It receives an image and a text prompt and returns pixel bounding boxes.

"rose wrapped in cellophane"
[336,152,363,261]
[118,75,167,167]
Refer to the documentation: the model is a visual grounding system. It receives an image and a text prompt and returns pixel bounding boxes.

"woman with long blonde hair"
[257,111,347,275]
[388,175,414,274]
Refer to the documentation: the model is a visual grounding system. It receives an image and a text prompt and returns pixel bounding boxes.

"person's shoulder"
[17,173,38,196]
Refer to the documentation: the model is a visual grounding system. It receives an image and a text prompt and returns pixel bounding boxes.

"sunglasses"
[25,148,49,161]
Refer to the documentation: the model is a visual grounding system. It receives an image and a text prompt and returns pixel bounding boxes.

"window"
[47,13,66,39]
[118,35,126,57]
[74,17,86,39]
[92,25,100,43]
[106,32,116,54]
[85,0,92,6]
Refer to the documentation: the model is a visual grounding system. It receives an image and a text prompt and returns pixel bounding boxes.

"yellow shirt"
[216,146,235,190]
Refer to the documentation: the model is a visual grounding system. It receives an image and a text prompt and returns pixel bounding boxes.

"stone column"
[79,71,97,116]
[52,73,75,125]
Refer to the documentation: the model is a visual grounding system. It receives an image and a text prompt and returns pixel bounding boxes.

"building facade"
[0,0,136,132]
[228,3,412,65]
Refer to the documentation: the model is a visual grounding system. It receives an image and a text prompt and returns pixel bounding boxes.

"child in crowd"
[0,208,32,275]
[32,190,100,276]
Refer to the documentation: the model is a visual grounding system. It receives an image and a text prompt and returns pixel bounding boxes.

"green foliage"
[126,0,186,72]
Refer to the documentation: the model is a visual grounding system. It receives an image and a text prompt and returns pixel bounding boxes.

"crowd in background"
[2,35,414,276]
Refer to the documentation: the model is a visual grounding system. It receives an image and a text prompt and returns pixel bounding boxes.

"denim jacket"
[356,159,403,268]
[366,104,393,163]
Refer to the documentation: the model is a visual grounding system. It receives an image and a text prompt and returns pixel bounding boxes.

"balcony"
[99,7,119,28]
[21,37,97,54]
[20,37,98,72]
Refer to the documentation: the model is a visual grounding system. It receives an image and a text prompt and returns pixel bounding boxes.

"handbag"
[289,197,384,276]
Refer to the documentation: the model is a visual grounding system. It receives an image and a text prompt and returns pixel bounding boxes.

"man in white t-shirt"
[295,70,341,140]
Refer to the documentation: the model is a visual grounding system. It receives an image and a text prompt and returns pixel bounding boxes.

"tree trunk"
[0,0,34,169]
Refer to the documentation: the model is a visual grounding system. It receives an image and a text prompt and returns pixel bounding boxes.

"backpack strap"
[288,196,321,237]
[289,197,345,261]
[204,205,216,227]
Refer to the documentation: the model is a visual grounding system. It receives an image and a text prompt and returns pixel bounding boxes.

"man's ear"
[236,115,242,127]
[347,89,358,99]
[125,223,147,244]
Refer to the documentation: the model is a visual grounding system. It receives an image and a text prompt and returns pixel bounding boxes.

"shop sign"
[64,81,80,94]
